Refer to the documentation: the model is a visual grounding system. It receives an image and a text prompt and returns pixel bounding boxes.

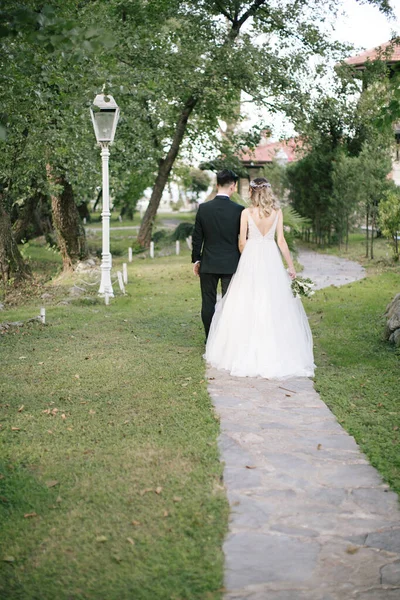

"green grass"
[0,253,228,600]
[305,270,400,493]
[155,212,197,224]
[20,239,63,279]
[3,224,400,598]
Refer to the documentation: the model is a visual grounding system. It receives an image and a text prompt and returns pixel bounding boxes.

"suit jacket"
[191,195,244,274]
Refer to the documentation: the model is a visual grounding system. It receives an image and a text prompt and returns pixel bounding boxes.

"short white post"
[150,241,154,259]
[176,240,180,255]
[117,271,125,294]
[104,292,110,305]
[118,215,122,223]
[40,307,46,324]
[128,247,133,263]
[186,235,192,250]
[83,217,87,225]
[122,263,128,284]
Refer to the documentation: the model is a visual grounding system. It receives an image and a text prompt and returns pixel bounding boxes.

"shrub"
[171,222,194,241]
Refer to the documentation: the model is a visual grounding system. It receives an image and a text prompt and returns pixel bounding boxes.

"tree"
[1,0,395,283]
[356,138,392,259]
[109,0,382,247]
[288,45,396,249]
[175,167,211,206]
[0,201,31,285]
[47,167,88,269]
[263,161,290,205]
[379,186,400,260]
[0,1,122,275]
[331,152,361,250]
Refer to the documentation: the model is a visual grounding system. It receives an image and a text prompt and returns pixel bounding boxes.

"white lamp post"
[90,94,120,297]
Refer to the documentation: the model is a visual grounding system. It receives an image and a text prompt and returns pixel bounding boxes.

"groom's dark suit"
[192,194,244,338]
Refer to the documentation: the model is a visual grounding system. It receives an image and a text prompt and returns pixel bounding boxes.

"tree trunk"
[93,188,102,212]
[137,95,198,247]
[47,167,88,270]
[77,201,91,223]
[371,207,375,260]
[120,203,134,220]
[135,1,269,247]
[365,207,369,259]
[13,192,53,243]
[0,203,31,284]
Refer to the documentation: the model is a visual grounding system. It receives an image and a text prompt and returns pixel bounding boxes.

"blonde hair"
[249,177,280,218]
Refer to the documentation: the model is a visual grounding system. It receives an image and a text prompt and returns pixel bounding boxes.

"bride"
[204,177,315,379]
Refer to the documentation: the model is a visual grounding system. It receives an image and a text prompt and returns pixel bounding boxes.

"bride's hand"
[288,267,296,280]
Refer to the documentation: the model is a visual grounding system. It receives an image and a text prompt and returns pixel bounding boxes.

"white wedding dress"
[204,212,315,379]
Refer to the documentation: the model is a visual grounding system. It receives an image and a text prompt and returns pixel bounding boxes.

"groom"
[192,169,244,339]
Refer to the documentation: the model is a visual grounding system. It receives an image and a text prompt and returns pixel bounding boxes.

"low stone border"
[0,316,44,333]
[385,293,400,347]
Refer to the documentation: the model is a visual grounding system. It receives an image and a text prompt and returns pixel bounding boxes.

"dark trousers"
[200,273,233,339]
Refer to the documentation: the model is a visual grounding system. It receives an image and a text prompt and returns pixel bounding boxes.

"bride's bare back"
[248,207,278,236]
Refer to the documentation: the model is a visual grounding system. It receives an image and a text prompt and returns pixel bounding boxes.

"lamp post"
[90,94,120,297]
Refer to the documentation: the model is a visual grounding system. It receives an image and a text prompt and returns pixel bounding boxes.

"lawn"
[305,269,400,494]
[2,227,400,598]
[0,248,228,600]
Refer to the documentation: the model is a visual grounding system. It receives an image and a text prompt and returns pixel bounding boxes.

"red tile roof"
[239,138,300,165]
[345,40,400,68]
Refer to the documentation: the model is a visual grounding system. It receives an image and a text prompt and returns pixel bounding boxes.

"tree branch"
[142,99,161,151]
[233,0,268,34]
[214,0,234,22]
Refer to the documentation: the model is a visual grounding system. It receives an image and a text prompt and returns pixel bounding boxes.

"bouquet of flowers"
[291,276,315,298]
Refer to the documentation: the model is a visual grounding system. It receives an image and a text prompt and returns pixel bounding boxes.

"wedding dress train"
[204,213,315,379]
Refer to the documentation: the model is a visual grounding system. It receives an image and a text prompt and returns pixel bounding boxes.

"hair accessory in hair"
[250,180,271,190]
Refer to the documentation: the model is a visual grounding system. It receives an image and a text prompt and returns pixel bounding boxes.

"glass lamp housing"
[90,94,120,143]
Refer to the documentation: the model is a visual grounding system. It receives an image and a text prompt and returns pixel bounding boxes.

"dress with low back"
[205,210,315,379]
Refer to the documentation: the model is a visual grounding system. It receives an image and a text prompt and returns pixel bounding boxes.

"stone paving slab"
[208,370,400,599]
[297,249,365,290]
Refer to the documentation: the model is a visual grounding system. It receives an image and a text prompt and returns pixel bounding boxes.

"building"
[344,40,400,74]
[237,134,300,201]
[344,40,400,185]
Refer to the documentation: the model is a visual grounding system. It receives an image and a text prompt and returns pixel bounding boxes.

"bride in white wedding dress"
[205,177,315,379]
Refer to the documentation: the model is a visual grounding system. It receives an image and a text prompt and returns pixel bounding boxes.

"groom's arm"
[192,207,204,267]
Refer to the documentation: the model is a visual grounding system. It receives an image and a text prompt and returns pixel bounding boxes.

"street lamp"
[90,93,120,297]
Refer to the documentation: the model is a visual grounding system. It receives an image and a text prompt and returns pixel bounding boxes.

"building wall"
[392,156,400,186]
[238,166,266,201]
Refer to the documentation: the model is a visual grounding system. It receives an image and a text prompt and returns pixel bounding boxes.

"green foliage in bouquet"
[291,276,315,298]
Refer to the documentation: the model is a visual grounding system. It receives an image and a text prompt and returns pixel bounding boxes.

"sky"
[334,0,400,49]
[242,0,400,138]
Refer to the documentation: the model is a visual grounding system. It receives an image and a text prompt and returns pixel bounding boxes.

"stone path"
[297,249,366,290]
[207,252,400,600]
